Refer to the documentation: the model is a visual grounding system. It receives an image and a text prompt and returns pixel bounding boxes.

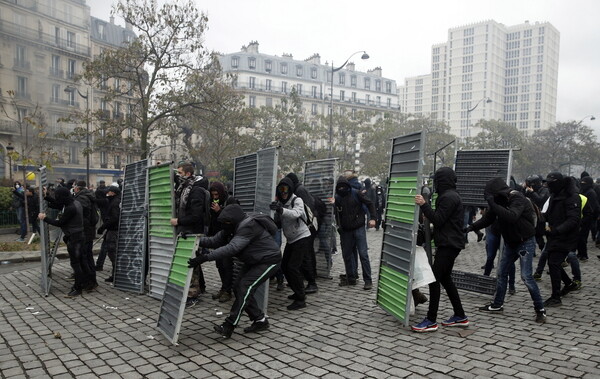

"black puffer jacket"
[544,177,581,253]
[334,176,376,231]
[472,177,536,248]
[75,188,97,241]
[419,167,465,250]
[197,204,281,266]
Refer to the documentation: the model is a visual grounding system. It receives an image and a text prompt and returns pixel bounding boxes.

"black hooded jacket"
[286,173,316,213]
[74,188,97,241]
[207,181,239,236]
[334,176,376,231]
[471,177,536,248]
[101,193,121,232]
[175,176,207,235]
[43,187,84,237]
[197,204,281,266]
[419,167,465,250]
[580,176,600,221]
[544,176,581,252]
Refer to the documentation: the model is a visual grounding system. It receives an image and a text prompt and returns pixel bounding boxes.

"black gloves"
[269,201,283,214]
[97,226,105,235]
[462,225,474,234]
[187,254,209,268]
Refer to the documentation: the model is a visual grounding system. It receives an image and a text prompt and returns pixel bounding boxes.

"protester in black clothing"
[524,174,550,251]
[375,185,386,231]
[96,186,121,281]
[577,176,599,261]
[286,172,319,295]
[73,181,98,291]
[412,167,468,332]
[171,162,208,306]
[188,204,281,339]
[542,172,581,307]
[12,181,27,241]
[95,180,109,220]
[334,176,376,289]
[208,181,239,303]
[39,187,87,297]
[26,187,40,234]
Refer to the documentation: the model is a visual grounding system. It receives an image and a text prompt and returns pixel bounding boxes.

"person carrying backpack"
[334,175,376,290]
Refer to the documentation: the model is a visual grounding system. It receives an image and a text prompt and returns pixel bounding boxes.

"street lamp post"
[465,97,492,148]
[329,50,369,158]
[66,86,90,185]
[579,115,596,123]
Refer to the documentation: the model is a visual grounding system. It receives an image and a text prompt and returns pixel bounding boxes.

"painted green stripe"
[377,265,409,321]
[168,238,196,287]
[385,177,418,223]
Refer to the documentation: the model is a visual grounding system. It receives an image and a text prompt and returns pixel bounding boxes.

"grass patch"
[0,241,41,251]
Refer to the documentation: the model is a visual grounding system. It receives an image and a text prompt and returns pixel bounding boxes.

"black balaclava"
[335,175,351,197]
[527,175,543,192]
[433,167,457,194]
[545,171,564,194]
[581,171,590,179]
[580,176,593,193]
[217,203,246,235]
[364,178,372,189]
[484,177,511,206]
[276,177,295,204]
[54,187,74,206]
[286,173,300,191]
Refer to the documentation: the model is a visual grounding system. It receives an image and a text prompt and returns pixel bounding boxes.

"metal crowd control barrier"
[233,147,279,315]
[376,131,424,327]
[114,159,148,294]
[156,235,200,345]
[303,158,338,279]
[451,149,513,295]
[147,162,176,299]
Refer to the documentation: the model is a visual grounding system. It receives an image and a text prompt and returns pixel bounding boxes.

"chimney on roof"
[246,41,259,54]
[368,67,382,77]
[346,62,355,71]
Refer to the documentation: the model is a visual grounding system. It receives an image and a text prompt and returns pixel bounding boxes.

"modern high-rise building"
[399,20,559,138]
[0,0,136,184]
[219,41,401,150]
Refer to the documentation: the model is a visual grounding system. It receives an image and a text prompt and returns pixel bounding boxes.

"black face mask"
[336,186,351,197]
[547,180,563,194]
[221,223,235,235]
[494,194,508,206]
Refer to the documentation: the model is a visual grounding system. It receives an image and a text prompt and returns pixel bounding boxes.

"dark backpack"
[249,213,278,236]
[90,198,99,226]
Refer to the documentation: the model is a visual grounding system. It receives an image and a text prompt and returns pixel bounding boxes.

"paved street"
[0,229,599,378]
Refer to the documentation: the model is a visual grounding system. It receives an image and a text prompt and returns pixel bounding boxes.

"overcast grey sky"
[89,0,600,134]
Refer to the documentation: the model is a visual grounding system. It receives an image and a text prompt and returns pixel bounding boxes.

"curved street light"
[328,51,369,158]
[465,97,492,148]
[579,115,596,123]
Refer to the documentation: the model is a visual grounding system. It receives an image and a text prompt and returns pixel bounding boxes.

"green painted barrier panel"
[168,238,197,287]
[377,265,409,320]
[386,177,418,223]
[148,165,174,238]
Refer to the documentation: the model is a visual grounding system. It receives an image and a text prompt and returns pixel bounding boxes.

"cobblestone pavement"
[0,229,599,378]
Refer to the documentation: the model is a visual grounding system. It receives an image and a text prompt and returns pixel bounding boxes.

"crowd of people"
[411,168,600,332]
[23,159,598,338]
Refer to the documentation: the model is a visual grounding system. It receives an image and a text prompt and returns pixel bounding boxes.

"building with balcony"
[219,41,401,150]
[0,0,136,185]
[398,20,559,139]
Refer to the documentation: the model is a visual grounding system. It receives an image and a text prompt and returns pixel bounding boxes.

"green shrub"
[0,187,13,211]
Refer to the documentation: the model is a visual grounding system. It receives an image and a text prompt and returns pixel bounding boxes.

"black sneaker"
[243,319,269,334]
[64,289,81,298]
[213,321,235,339]
[479,303,503,312]
[559,281,578,296]
[288,293,302,300]
[533,272,542,281]
[535,309,547,323]
[363,281,373,290]
[543,297,562,307]
[276,281,284,291]
[508,287,516,295]
[305,283,318,294]
[212,290,225,300]
[185,297,200,308]
[85,282,98,293]
[286,300,306,310]
[105,276,114,283]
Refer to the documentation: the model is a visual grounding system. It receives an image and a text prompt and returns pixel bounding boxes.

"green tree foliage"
[82,0,213,159]
[245,90,316,173]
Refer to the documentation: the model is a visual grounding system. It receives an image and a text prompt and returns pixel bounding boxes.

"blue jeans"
[339,226,372,282]
[484,230,516,288]
[565,251,581,282]
[17,207,27,238]
[493,237,544,311]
